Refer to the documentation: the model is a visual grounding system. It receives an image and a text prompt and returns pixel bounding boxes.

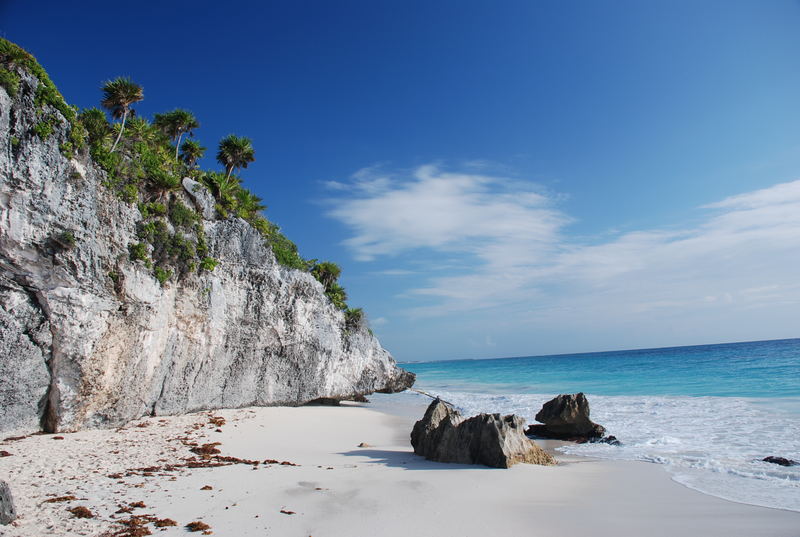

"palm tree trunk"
[175,132,183,160]
[110,109,128,153]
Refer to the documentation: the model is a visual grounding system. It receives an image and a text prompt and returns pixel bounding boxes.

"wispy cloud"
[326,164,568,262]
[371,269,418,276]
[325,165,800,327]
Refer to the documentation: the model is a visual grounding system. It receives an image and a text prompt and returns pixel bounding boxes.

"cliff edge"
[0,56,413,436]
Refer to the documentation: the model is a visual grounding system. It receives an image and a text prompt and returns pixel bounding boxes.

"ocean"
[399,338,800,512]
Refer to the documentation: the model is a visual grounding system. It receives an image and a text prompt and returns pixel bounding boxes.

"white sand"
[1,399,798,537]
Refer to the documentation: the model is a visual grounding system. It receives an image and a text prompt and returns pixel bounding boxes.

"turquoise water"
[403,338,800,398]
[400,338,800,511]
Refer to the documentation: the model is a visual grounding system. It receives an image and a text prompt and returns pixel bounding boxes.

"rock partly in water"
[0,57,414,437]
[763,456,797,467]
[526,393,607,442]
[410,399,555,468]
[0,480,16,525]
[593,434,621,446]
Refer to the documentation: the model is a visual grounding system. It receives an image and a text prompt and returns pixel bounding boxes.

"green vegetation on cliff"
[0,38,364,319]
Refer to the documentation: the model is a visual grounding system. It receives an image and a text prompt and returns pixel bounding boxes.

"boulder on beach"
[0,480,16,525]
[410,399,555,468]
[526,393,607,442]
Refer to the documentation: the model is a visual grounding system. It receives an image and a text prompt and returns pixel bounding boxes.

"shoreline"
[2,397,799,536]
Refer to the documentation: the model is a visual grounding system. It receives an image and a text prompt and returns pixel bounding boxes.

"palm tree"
[180,139,206,167]
[216,135,255,181]
[326,282,348,310]
[154,109,200,159]
[312,261,342,290]
[202,171,239,200]
[100,77,143,152]
[234,189,266,220]
[125,116,159,145]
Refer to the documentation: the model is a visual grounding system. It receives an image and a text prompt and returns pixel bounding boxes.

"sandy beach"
[1,396,798,537]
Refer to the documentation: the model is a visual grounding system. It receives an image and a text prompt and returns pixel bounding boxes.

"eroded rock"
[526,393,606,442]
[181,177,216,220]
[411,399,555,468]
[0,480,16,525]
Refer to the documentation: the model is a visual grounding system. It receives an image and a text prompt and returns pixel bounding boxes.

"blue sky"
[3,1,800,361]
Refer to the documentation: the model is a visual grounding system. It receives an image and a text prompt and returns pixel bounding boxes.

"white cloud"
[371,316,388,326]
[326,164,568,262]
[326,166,800,332]
[702,180,800,209]
[372,269,417,276]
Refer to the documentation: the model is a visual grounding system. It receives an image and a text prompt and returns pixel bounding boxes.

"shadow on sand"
[337,448,503,471]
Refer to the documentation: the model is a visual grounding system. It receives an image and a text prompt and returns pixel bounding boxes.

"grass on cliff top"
[0,38,76,123]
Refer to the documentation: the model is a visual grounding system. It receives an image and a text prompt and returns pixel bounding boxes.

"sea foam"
[421,390,800,512]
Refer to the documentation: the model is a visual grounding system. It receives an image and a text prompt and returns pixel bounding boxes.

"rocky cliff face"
[0,70,413,436]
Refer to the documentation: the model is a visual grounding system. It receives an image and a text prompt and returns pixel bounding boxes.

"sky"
[3,1,800,361]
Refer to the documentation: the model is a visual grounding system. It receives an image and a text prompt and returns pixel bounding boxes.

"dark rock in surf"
[526,393,607,442]
[763,456,797,467]
[410,399,555,468]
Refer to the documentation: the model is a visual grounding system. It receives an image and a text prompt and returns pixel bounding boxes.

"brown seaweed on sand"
[68,506,94,518]
[186,520,211,532]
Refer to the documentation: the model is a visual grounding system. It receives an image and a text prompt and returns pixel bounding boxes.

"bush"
[128,242,150,266]
[200,257,218,271]
[59,142,74,159]
[344,307,366,332]
[167,233,196,264]
[169,200,198,228]
[33,118,55,140]
[67,121,87,154]
[154,266,172,286]
[0,67,20,97]
[137,219,170,249]
[54,231,76,249]
[119,183,138,203]
[138,202,166,219]
[195,224,208,258]
[90,143,122,184]
[267,225,308,270]
[78,108,110,145]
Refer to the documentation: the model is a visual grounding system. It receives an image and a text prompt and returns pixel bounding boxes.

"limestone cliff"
[0,67,413,436]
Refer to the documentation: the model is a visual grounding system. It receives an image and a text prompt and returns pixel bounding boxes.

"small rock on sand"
[0,480,16,525]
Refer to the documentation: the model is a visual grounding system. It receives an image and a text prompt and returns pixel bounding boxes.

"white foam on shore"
[417,390,800,512]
